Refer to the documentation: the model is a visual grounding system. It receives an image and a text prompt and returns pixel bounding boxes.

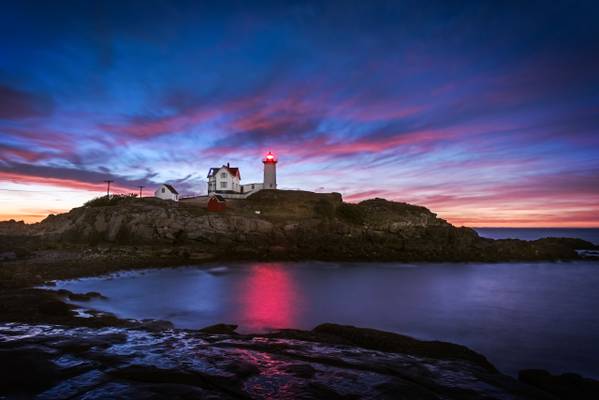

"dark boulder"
[109,365,251,398]
[283,363,317,379]
[199,323,239,334]
[224,361,260,378]
[519,369,599,400]
[58,289,107,301]
[311,323,497,372]
[38,298,72,316]
[0,348,63,395]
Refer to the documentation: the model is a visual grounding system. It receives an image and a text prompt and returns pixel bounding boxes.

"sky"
[1,0,598,226]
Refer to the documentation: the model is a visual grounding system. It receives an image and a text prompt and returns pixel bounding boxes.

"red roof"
[207,165,241,179]
[226,167,240,179]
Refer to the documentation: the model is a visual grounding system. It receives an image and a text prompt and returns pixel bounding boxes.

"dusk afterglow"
[1,1,598,226]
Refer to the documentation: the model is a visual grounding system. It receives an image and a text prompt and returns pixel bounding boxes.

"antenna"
[138,185,144,198]
[103,180,114,197]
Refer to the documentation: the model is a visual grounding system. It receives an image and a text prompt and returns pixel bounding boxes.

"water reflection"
[51,261,599,377]
[238,263,298,331]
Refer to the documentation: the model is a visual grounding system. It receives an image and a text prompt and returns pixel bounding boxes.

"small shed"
[207,195,226,212]
[154,183,179,201]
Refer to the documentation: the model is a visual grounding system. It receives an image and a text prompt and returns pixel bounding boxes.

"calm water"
[475,228,599,244]
[53,261,599,378]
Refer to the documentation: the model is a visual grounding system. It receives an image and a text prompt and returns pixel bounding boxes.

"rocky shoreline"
[1,191,597,288]
[1,284,598,399]
[2,314,599,399]
[1,191,598,398]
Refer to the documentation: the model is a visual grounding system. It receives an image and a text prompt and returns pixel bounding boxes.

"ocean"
[51,260,599,378]
[474,228,599,245]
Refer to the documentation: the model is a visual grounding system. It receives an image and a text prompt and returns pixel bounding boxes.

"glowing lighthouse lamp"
[263,151,277,189]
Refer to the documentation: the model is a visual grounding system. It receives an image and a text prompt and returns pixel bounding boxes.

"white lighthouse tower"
[263,151,277,189]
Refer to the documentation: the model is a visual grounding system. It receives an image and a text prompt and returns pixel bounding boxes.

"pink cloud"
[0,171,136,194]
[0,144,49,162]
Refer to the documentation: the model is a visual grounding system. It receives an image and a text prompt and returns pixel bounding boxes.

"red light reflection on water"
[240,263,298,331]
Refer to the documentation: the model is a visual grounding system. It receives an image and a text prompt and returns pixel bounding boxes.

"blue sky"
[1,0,598,225]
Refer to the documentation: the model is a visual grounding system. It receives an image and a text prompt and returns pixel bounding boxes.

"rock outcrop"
[3,322,595,399]
[0,190,595,266]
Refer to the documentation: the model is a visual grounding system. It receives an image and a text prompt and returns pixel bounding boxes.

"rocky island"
[1,191,598,399]
[1,190,596,287]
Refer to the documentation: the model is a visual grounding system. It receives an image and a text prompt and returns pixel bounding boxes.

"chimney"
[227,162,230,167]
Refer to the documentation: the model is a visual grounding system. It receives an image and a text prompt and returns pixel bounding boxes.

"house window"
[161,188,165,193]
[220,181,227,188]
[221,172,226,178]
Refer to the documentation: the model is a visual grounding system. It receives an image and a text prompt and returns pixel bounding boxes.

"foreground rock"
[3,322,596,399]
[1,191,596,288]
[519,369,599,399]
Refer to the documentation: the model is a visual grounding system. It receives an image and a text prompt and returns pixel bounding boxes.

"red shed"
[207,195,226,212]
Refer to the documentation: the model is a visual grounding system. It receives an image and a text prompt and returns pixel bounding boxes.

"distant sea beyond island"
[475,228,599,245]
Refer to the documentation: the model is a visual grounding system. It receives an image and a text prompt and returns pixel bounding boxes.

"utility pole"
[138,185,144,198]
[103,180,113,197]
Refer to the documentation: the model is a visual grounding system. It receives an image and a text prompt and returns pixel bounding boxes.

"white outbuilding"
[154,184,179,201]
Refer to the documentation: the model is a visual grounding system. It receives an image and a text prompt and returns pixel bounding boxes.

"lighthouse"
[263,151,277,189]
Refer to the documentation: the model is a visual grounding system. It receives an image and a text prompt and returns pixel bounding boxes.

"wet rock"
[283,363,317,378]
[0,323,594,399]
[374,381,439,400]
[128,383,232,399]
[199,323,238,334]
[519,369,599,399]
[84,349,131,367]
[0,348,63,395]
[311,323,497,372]
[305,382,359,399]
[49,333,127,353]
[224,361,260,378]
[47,289,108,305]
[0,289,68,322]
[36,369,107,400]
[131,319,174,331]
[67,291,107,301]
[109,365,250,398]
[38,298,72,316]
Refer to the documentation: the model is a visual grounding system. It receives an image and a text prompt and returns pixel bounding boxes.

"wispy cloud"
[1,1,598,225]
[0,84,54,120]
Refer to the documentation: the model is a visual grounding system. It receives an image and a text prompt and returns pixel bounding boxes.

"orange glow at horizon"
[0,180,159,224]
[1,178,598,227]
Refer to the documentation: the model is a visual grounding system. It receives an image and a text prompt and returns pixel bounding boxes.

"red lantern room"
[263,151,277,164]
[263,151,277,189]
